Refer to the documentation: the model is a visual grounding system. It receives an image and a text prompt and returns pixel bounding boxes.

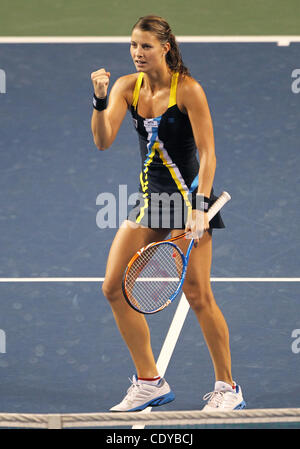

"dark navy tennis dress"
[128,71,225,231]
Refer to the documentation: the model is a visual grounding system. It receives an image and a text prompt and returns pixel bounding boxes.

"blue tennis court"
[0,40,299,419]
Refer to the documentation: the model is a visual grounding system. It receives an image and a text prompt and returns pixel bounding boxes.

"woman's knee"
[102,279,122,303]
[183,281,215,312]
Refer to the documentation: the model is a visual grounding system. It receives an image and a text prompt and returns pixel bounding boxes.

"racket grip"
[207,191,231,222]
[168,191,231,243]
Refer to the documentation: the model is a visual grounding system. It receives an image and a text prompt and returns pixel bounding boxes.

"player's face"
[130,28,169,72]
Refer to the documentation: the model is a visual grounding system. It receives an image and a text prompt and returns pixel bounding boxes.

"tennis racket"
[122,191,231,314]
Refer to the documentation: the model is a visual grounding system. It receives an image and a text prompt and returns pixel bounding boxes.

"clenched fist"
[91,68,111,98]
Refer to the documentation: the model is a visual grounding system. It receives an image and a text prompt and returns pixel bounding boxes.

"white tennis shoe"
[110,375,175,412]
[202,381,246,411]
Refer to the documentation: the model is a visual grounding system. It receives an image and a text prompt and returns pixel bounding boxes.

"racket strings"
[124,243,184,312]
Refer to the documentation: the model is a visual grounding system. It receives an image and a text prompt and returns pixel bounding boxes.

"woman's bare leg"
[172,230,233,385]
[102,221,169,378]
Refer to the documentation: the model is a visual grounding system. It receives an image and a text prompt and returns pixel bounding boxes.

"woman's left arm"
[180,77,216,198]
[179,77,217,242]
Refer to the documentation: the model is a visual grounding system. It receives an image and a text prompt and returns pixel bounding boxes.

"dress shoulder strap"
[132,72,144,109]
[168,72,179,108]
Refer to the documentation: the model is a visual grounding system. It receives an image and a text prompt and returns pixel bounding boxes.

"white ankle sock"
[215,381,235,392]
[138,376,161,386]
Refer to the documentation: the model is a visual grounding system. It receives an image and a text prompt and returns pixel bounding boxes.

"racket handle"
[207,191,231,222]
[169,191,231,242]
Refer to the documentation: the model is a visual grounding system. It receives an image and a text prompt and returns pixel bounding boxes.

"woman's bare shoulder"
[113,73,140,92]
[112,73,140,105]
[178,74,205,95]
[177,75,208,112]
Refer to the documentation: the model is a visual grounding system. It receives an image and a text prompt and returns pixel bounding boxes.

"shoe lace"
[203,390,225,408]
[125,377,140,400]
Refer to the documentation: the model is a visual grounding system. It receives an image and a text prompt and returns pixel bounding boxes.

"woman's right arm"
[91,69,130,150]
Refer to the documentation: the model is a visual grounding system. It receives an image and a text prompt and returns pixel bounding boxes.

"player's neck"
[143,66,172,95]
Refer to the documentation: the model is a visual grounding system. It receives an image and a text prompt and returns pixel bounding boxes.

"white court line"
[0,275,298,430]
[132,293,190,429]
[0,36,299,45]
[0,277,299,282]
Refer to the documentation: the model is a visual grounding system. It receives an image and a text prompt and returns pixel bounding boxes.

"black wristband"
[93,94,107,111]
[192,194,210,211]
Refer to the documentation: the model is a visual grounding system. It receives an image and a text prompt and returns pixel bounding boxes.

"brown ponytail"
[132,15,190,77]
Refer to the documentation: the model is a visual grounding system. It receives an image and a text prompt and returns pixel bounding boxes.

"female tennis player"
[91,15,245,411]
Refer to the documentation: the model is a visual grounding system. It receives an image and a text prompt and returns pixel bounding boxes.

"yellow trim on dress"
[132,72,144,110]
[136,144,157,223]
[155,145,192,211]
[168,72,179,108]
